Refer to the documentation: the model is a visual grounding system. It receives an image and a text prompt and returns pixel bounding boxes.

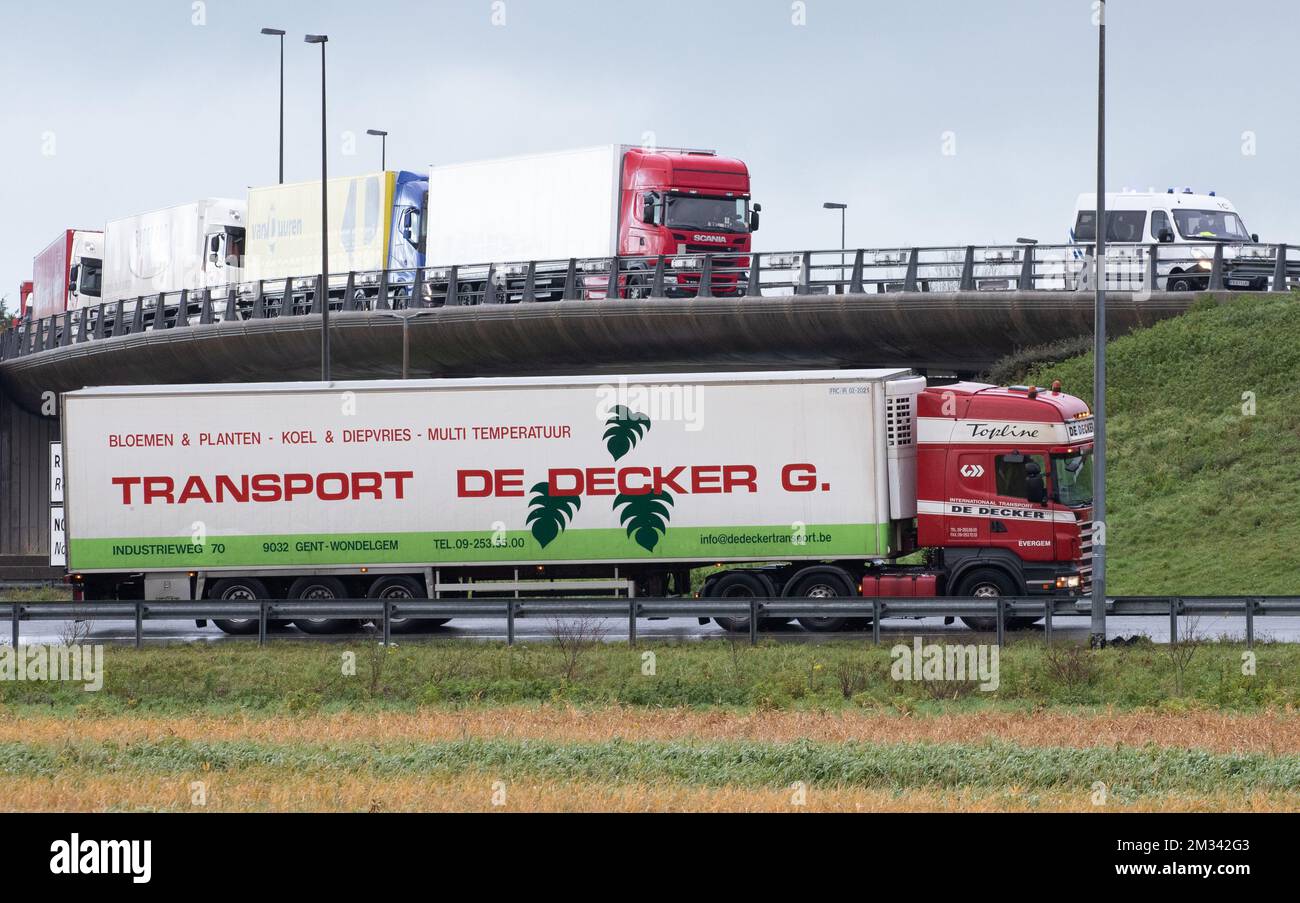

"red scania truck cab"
[909,381,1093,626]
[620,146,756,297]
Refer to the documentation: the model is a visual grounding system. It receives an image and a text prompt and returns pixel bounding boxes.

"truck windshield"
[664,195,749,233]
[1052,450,1093,507]
[1173,209,1251,241]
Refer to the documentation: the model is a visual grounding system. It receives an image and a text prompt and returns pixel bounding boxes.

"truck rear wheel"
[367,576,449,633]
[288,577,360,634]
[209,577,268,636]
[792,570,855,632]
[709,572,771,633]
[956,568,1038,632]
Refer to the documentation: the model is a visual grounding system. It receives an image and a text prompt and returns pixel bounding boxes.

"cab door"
[990,452,1055,560]
[944,451,992,546]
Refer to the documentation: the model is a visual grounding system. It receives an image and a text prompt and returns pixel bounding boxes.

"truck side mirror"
[68,264,79,294]
[750,203,761,232]
[1251,233,1260,243]
[641,193,659,226]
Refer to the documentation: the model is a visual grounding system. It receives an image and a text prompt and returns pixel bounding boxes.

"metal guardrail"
[3,242,1297,363]
[9,595,1300,649]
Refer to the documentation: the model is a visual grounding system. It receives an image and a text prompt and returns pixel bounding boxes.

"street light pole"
[260,28,286,184]
[366,129,388,170]
[823,202,847,292]
[1090,1,1108,647]
[306,34,330,382]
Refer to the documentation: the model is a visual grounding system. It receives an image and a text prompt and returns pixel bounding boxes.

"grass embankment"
[1016,291,1300,594]
[1,639,1297,712]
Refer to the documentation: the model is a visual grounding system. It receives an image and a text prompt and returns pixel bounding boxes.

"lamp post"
[823,202,847,292]
[366,129,388,170]
[1091,1,1108,647]
[259,28,286,184]
[305,34,330,382]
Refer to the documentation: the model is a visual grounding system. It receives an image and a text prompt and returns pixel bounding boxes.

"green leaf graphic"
[614,490,674,552]
[526,482,581,548]
[603,406,651,461]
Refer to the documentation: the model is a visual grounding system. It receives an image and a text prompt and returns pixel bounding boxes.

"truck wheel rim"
[221,586,257,623]
[972,584,1000,597]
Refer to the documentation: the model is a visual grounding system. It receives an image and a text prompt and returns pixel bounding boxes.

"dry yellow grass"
[3,770,1297,812]
[2,706,1297,754]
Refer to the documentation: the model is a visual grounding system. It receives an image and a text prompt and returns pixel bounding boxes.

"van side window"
[1074,210,1147,243]
[1151,210,1171,241]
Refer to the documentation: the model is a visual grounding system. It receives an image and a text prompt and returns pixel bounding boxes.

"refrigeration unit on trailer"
[102,199,246,303]
[425,144,759,299]
[243,170,427,298]
[63,370,1093,634]
[31,229,103,320]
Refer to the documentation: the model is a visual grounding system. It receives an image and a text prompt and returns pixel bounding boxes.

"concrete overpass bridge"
[4,238,1295,576]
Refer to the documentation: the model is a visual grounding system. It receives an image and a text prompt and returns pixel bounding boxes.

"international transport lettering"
[110,471,414,504]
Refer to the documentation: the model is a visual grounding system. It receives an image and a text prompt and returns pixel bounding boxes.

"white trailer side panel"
[244,173,394,282]
[426,145,623,264]
[62,370,916,574]
[103,199,244,302]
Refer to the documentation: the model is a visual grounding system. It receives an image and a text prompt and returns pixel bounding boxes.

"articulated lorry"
[243,170,427,297]
[102,199,246,304]
[62,369,1093,635]
[425,145,759,299]
[32,230,104,321]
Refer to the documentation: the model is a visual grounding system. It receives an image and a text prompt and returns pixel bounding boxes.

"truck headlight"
[1196,259,1212,270]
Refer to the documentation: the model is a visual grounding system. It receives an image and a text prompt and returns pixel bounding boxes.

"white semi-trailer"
[102,199,246,303]
[62,369,1094,634]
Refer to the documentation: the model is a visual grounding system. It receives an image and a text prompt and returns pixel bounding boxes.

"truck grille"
[1078,520,1093,592]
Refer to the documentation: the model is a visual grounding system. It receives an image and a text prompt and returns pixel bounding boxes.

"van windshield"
[1173,209,1251,241]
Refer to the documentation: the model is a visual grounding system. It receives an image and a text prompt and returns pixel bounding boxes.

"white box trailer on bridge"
[61,369,1093,635]
[102,199,246,303]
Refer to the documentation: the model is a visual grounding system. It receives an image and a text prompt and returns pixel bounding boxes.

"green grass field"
[1021,291,1300,594]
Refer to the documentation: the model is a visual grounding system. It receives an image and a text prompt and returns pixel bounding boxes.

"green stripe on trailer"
[68,523,890,571]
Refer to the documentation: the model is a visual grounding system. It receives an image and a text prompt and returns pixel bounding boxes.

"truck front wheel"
[367,576,449,633]
[956,568,1038,632]
[209,577,269,636]
[289,577,360,634]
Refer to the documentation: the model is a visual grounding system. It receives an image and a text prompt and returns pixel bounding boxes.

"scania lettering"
[62,371,1092,635]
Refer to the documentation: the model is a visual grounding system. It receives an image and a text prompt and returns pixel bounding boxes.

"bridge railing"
[4,242,1296,362]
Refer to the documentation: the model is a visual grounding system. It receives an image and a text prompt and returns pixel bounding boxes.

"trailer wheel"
[367,576,449,633]
[791,570,856,632]
[709,572,771,633]
[208,577,268,636]
[956,568,1038,632]
[288,577,360,634]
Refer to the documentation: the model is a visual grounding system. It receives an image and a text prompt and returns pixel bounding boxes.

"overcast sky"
[2,0,1297,304]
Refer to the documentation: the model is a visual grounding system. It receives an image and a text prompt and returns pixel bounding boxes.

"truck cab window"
[225,228,244,268]
[79,258,102,297]
[995,454,1047,500]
